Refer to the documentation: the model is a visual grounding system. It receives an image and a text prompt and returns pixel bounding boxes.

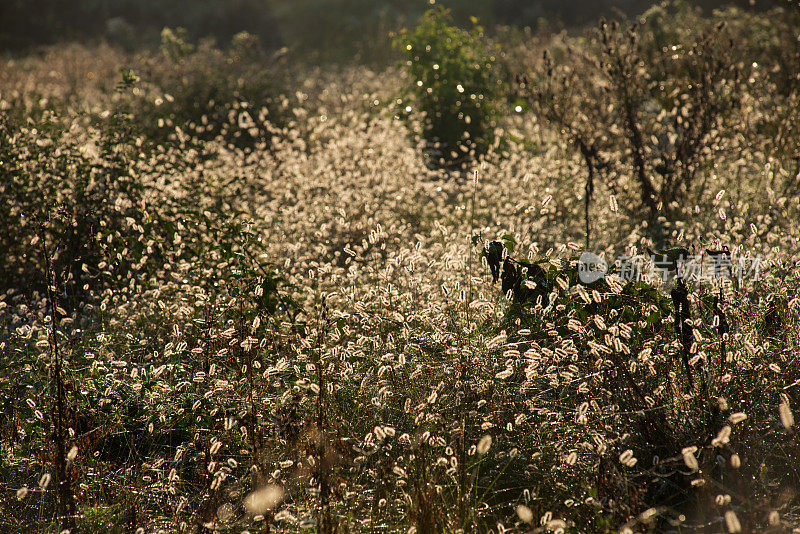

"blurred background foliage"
[0,0,775,61]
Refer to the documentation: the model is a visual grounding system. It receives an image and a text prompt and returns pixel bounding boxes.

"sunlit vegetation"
[1,2,800,532]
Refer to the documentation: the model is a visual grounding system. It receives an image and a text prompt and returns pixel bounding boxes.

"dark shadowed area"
[0,0,772,58]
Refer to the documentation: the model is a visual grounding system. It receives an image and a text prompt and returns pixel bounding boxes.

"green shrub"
[395,7,502,169]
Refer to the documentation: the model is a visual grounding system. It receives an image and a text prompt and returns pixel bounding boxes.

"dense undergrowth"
[1,2,800,533]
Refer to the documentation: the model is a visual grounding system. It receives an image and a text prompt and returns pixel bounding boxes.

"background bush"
[516,2,799,242]
[115,29,290,150]
[395,7,503,169]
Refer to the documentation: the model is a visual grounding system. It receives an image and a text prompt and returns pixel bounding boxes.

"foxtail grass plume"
[244,484,285,516]
[477,435,492,454]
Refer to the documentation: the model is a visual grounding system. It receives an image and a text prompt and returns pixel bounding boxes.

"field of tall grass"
[1,2,800,532]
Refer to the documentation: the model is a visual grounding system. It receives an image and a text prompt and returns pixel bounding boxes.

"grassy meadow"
[1,2,800,532]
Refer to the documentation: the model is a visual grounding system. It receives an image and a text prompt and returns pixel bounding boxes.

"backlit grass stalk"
[37,218,76,532]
